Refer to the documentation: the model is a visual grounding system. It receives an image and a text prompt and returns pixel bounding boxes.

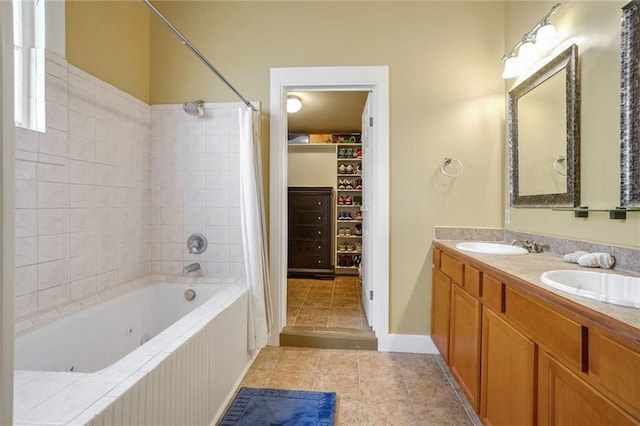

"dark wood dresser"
[288,187,334,279]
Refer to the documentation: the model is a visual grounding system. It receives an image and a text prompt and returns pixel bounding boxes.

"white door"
[361,93,374,326]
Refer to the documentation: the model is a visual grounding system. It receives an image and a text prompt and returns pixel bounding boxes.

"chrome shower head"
[183,100,204,117]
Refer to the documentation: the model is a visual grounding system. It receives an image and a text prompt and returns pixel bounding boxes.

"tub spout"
[183,262,201,275]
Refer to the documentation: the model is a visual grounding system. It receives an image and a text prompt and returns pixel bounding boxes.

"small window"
[14,0,45,132]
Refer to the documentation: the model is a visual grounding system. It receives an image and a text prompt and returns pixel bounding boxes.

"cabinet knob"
[317,216,322,220]
[317,260,322,264]
[318,231,322,235]
[317,245,322,249]
[318,201,322,205]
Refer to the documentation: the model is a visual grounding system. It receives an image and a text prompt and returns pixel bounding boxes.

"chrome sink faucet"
[183,262,201,275]
[511,239,546,253]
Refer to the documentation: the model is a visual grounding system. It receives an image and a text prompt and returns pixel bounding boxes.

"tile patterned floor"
[238,346,482,425]
[287,276,370,330]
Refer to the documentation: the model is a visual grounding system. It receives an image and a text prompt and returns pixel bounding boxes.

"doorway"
[269,66,390,350]
[285,90,372,347]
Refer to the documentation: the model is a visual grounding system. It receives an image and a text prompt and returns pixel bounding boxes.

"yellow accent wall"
[66,0,150,103]
[504,1,640,249]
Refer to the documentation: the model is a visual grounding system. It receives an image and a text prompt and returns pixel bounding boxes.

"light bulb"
[536,23,560,50]
[502,56,521,79]
[287,96,302,113]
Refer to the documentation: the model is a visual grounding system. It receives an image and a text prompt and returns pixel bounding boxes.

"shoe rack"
[335,133,363,275]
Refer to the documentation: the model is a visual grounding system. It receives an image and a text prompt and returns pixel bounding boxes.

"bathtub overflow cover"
[184,289,196,302]
[126,327,134,336]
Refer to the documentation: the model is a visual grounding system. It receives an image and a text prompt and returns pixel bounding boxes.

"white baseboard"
[379,334,440,354]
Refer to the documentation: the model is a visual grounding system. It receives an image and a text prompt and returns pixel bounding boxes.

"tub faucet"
[511,239,546,253]
[183,262,201,275]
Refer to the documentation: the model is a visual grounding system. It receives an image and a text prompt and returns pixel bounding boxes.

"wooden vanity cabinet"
[431,242,640,426]
[449,266,482,411]
[481,307,536,426]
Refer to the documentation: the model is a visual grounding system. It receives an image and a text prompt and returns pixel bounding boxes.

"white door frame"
[269,66,390,349]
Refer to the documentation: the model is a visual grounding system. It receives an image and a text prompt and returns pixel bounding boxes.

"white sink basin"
[455,242,528,256]
[541,270,640,309]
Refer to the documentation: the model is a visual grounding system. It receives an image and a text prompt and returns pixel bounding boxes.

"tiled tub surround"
[13,279,250,425]
[434,240,640,335]
[149,104,245,278]
[14,51,151,320]
[434,227,640,274]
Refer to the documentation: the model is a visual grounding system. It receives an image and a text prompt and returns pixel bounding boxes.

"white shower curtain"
[239,105,272,354]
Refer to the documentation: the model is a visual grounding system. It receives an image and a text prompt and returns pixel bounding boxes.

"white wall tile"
[38,182,69,208]
[161,243,183,261]
[206,116,230,135]
[70,184,95,208]
[206,171,229,189]
[206,135,230,153]
[37,259,70,290]
[206,226,229,244]
[39,128,68,157]
[15,265,37,297]
[70,160,95,184]
[70,276,97,301]
[184,208,206,226]
[95,141,118,165]
[15,292,38,318]
[206,244,229,262]
[97,249,119,274]
[15,237,38,267]
[206,152,230,171]
[46,101,69,132]
[38,208,70,235]
[69,208,96,232]
[38,234,69,262]
[161,225,182,243]
[69,110,96,139]
[38,283,71,311]
[15,127,40,152]
[69,135,95,162]
[206,208,229,226]
[183,171,206,189]
[161,207,183,225]
[184,189,206,208]
[15,180,37,209]
[70,231,97,257]
[70,253,97,281]
[16,160,37,180]
[15,209,37,238]
[207,189,229,208]
[96,270,119,291]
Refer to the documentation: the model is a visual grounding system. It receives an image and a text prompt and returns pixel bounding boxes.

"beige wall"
[505,1,640,249]
[65,0,150,103]
[146,1,505,334]
[287,147,336,188]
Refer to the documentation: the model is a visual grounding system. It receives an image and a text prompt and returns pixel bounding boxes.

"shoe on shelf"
[345,179,354,189]
[338,255,346,267]
[338,196,345,205]
[345,212,353,220]
[344,196,352,205]
[355,163,362,174]
[357,148,362,158]
[355,241,362,252]
[352,149,358,158]
[345,148,353,158]
[338,228,345,236]
[338,164,347,174]
[338,148,346,158]
[354,255,361,267]
[354,224,362,235]
[355,179,363,190]
[339,242,347,251]
[355,211,362,221]
[344,227,352,236]
[338,179,346,189]
[346,243,355,252]
[346,256,354,267]
[354,196,362,206]
[345,164,354,174]
[338,211,348,220]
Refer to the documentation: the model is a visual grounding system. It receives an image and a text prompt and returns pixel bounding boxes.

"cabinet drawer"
[289,209,330,225]
[288,253,331,270]
[289,224,330,239]
[441,253,463,284]
[505,287,585,372]
[289,240,330,255]
[589,330,640,418]
[288,194,331,210]
[482,274,503,313]
[433,247,441,268]
[464,265,481,299]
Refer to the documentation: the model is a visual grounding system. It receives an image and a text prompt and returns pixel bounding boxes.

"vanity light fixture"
[501,2,562,79]
[287,95,303,113]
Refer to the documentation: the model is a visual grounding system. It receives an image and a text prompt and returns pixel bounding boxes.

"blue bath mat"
[219,387,336,426]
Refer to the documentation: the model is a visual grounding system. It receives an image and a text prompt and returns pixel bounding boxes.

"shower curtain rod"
[142,0,257,111]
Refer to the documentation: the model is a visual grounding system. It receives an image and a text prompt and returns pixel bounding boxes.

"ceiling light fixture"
[501,3,562,79]
[287,95,303,114]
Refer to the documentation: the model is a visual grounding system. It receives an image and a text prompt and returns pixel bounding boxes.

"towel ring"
[553,156,566,176]
[440,157,464,177]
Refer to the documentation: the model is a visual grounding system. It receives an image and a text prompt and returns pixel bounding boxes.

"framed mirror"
[508,44,580,207]
[620,0,640,207]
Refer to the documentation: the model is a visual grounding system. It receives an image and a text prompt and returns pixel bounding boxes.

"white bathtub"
[13,279,252,425]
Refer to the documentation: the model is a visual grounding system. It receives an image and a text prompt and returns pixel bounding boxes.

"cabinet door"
[449,284,482,412]
[539,352,637,426]
[481,308,536,426]
[431,268,451,362]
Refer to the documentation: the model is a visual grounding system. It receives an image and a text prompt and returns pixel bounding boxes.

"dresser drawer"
[482,274,503,313]
[289,224,330,239]
[589,330,640,418]
[289,240,330,255]
[288,194,331,210]
[288,209,330,225]
[441,252,463,284]
[464,265,481,299]
[505,287,585,372]
[288,253,331,270]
